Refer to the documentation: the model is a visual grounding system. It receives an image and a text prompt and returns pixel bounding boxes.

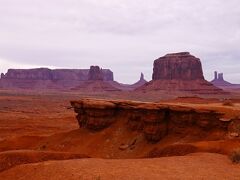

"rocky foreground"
[0,93,240,179]
[71,98,234,142]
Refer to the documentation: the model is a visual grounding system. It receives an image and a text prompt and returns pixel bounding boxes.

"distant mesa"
[88,66,104,81]
[71,65,120,92]
[211,71,240,90]
[0,52,236,94]
[152,52,204,81]
[0,65,147,91]
[1,67,113,81]
[0,67,115,90]
[211,71,232,86]
[138,52,225,94]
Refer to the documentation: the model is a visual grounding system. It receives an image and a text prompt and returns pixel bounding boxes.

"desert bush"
[230,149,240,163]
[222,100,234,106]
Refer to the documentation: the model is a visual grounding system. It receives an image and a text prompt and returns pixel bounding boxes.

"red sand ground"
[0,90,240,179]
[1,153,240,180]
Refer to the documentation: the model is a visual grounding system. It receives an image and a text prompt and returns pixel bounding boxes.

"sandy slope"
[0,153,240,180]
[0,150,88,173]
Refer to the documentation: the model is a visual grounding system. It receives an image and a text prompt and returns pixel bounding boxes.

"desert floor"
[0,90,240,179]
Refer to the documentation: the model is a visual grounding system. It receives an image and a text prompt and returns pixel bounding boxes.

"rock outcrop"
[0,67,114,90]
[88,66,104,81]
[153,52,204,81]
[71,66,120,92]
[71,98,229,142]
[138,52,225,94]
[1,73,4,79]
[211,71,240,90]
[110,73,148,91]
[1,68,113,81]
[131,73,147,88]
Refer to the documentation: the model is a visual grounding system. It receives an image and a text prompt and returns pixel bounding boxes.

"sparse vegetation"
[222,100,234,106]
[230,149,240,163]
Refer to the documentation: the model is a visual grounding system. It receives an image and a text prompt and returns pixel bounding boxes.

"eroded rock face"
[88,66,104,81]
[3,68,53,80]
[152,52,204,81]
[0,67,114,90]
[138,52,225,94]
[210,71,239,88]
[71,98,229,142]
[1,68,113,81]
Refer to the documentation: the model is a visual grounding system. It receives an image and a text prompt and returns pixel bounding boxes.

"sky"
[0,0,239,84]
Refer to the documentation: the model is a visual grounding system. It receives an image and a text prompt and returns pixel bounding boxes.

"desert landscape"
[0,52,240,179]
[1,1,240,179]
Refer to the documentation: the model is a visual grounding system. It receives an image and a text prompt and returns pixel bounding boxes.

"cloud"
[0,0,239,83]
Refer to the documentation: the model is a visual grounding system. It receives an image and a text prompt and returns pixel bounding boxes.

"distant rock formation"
[71,65,120,92]
[140,73,144,81]
[1,68,113,81]
[110,73,148,91]
[152,52,204,81]
[0,67,114,90]
[211,71,240,90]
[211,71,232,86]
[138,52,225,94]
[130,73,147,88]
[88,66,104,81]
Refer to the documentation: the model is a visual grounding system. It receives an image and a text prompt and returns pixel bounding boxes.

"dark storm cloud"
[0,0,239,83]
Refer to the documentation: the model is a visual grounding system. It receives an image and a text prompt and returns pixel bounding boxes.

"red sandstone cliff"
[71,98,230,142]
[138,52,225,94]
[211,71,240,90]
[110,73,148,91]
[71,66,121,92]
[0,67,114,90]
[152,52,204,80]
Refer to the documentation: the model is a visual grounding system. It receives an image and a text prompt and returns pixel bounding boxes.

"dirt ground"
[1,153,240,180]
[0,90,240,179]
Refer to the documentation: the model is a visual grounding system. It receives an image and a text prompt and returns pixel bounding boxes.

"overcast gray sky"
[0,0,239,83]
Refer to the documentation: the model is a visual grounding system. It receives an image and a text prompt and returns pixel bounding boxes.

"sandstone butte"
[0,66,147,91]
[211,71,240,90]
[138,52,226,94]
[71,98,233,142]
[0,66,114,90]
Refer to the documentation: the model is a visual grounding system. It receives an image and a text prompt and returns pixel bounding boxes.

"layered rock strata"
[1,68,113,81]
[71,98,229,142]
[152,52,204,80]
[110,73,147,91]
[138,52,225,94]
[88,66,104,81]
[211,71,240,90]
[0,67,114,90]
